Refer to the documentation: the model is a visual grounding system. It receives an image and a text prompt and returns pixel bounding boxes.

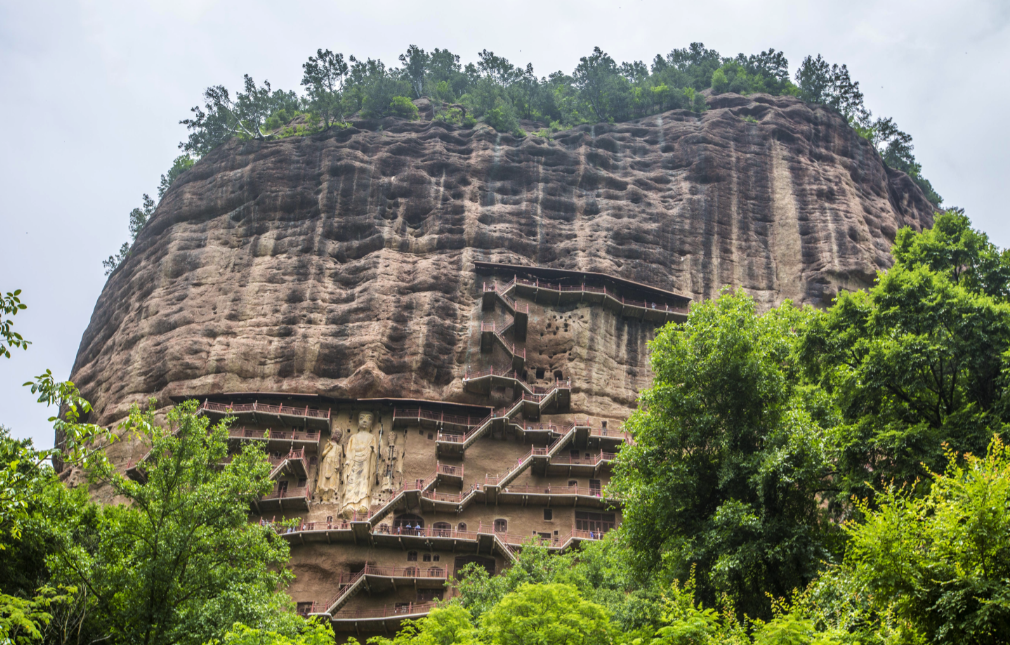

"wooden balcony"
[330,601,439,632]
[255,481,312,513]
[434,461,464,487]
[199,400,331,430]
[225,425,322,453]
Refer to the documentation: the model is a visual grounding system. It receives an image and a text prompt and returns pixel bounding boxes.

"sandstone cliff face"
[70,93,935,427]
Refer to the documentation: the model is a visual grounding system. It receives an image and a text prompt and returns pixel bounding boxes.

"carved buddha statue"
[339,412,378,518]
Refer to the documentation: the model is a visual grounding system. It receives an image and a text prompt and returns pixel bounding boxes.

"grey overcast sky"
[2,0,1008,449]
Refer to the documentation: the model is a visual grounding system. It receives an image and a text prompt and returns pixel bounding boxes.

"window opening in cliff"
[568,480,578,487]
[433,554,440,561]
[601,420,608,430]
[536,367,545,380]
[590,479,602,496]
[404,566,419,577]
[433,521,451,537]
[296,602,313,616]
[395,602,412,614]
[554,370,563,380]
[543,508,553,521]
[428,432,434,440]
[277,481,288,495]
[427,566,444,577]
[423,553,431,562]
[457,522,467,532]
[576,511,616,534]
[570,450,580,462]
[493,519,507,533]
[297,478,307,488]
[538,532,552,543]
[407,551,418,561]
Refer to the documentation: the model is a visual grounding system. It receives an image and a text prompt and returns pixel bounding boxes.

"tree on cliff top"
[399,44,429,99]
[169,42,941,208]
[301,48,349,129]
[180,75,298,155]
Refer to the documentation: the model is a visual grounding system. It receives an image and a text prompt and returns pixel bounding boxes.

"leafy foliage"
[800,211,1010,506]
[102,193,155,276]
[389,96,419,120]
[210,620,335,645]
[794,55,866,121]
[842,437,1010,645]
[451,542,565,622]
[167,43,939,207]
[44,401,299,645]
[481,583,612,645]
[1,289,29,359]
[158,155,195,199]
[180,75,298,155]
[101,242,130,277]
[614,290,839,618]
[301,48,349,128]
[128,193,155,241]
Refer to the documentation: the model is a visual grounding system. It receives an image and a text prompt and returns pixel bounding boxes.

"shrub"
[434,106,465,125]
[711,68,729,94]
[485,105,519,134]
[389,96,419,120]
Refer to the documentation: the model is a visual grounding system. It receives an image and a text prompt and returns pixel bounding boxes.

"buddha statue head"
[357,412,373,432]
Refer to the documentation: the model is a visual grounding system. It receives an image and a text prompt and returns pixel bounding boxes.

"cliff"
[69,93,936,428]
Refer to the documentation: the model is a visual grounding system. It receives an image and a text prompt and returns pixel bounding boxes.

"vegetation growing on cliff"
[100,42,942,276]
[174,42,939,199]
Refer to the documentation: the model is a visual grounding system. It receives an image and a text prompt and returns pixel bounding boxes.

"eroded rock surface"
[70,93,936,427]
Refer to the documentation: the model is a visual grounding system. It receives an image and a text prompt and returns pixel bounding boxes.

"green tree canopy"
[1,289,29,359]
[48,401,300,645]
[158,155,195,199]
[301,48,349,129]
[843,437,1010,645]
[800,211,1010,506]
[480,583,612,645]
[614,290,839,618]
[169,42,941,210]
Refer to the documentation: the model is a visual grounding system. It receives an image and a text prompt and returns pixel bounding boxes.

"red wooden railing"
[332,600,439,620]
[547,452,617,467]
[268,447,306,468]
[435,462,463,478]
[262,481,312,501]
[498,484,612,498]
[200,400,331,420]
[508,277,687,315]
[485,448,534,486]
[392,408,486,428]
[226,426,321,443]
